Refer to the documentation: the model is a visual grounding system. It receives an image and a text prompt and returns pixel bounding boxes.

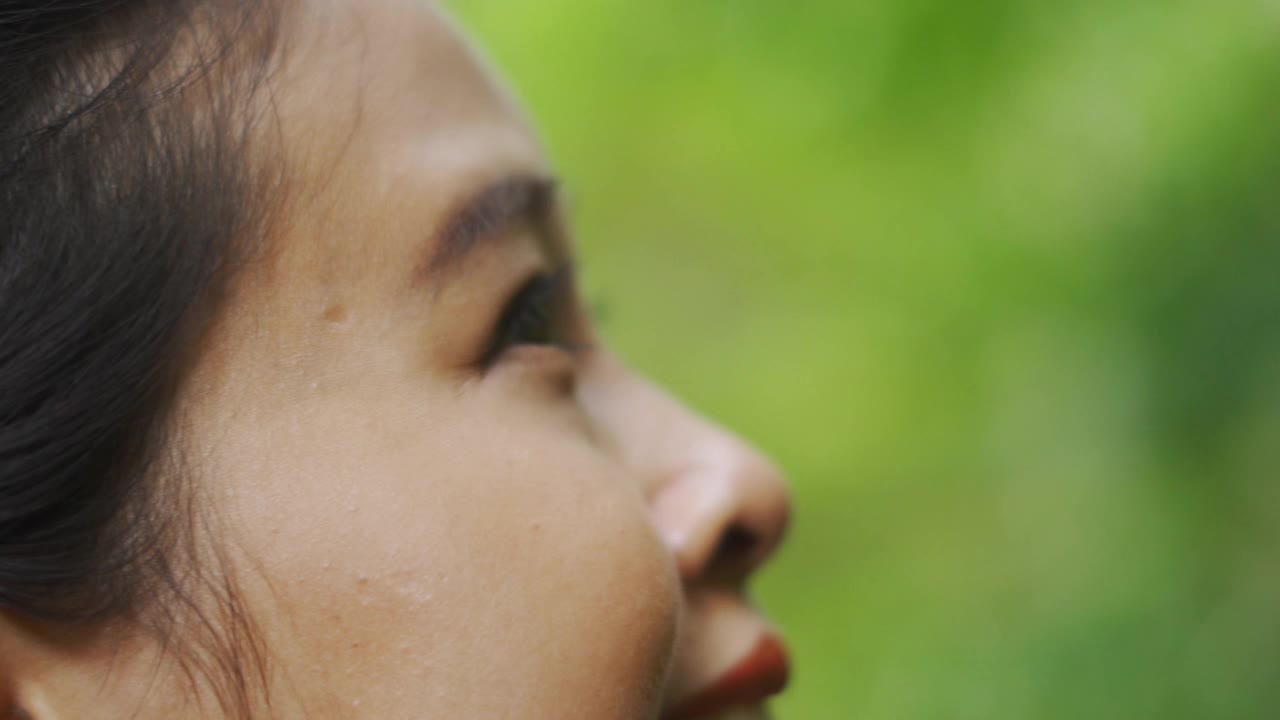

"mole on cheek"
[321,302,349,324]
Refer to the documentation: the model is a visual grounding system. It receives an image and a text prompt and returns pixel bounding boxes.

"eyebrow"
[415,174,559,288]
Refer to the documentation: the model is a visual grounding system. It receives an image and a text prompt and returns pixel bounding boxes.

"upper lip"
[661,633,791,720]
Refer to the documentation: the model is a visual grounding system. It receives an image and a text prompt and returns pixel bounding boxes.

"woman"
[0,0,791,717]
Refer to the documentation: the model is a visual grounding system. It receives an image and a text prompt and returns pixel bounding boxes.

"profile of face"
[0,0,791,718]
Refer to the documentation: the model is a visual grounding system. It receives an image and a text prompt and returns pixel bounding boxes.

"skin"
[0,0,790,718]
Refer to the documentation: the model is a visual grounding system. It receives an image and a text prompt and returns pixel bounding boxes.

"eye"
[479,264,579,368]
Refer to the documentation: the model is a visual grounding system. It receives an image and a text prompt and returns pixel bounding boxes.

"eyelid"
[478,263,579,370]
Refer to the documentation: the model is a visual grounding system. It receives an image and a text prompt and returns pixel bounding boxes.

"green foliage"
[448,0,1280,716]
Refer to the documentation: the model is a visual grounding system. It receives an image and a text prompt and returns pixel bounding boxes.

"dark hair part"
[1,0,287,715]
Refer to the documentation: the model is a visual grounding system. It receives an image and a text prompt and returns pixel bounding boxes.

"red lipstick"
[663,634,791,720]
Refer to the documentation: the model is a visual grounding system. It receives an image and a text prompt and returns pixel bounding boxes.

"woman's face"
[132,0,790,717]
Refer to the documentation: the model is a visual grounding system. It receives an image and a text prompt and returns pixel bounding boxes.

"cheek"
[208,390,680,718]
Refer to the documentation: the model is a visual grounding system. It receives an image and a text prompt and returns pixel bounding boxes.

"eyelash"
[480,264,580,368]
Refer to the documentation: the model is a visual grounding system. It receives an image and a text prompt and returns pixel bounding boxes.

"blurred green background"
[448,1,1280,717]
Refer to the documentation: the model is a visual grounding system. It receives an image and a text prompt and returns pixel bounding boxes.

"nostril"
[711,525,759,572]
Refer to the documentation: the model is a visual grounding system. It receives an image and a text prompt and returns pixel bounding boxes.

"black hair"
[1,0,285,715]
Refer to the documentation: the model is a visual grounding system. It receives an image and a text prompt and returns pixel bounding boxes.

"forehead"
[255,0,545,293]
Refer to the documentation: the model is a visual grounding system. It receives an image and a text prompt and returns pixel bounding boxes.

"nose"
[650,432,792,584]
[581,352,792,586]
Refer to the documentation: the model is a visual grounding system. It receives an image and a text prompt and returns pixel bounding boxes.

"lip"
[662,633,791,720]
